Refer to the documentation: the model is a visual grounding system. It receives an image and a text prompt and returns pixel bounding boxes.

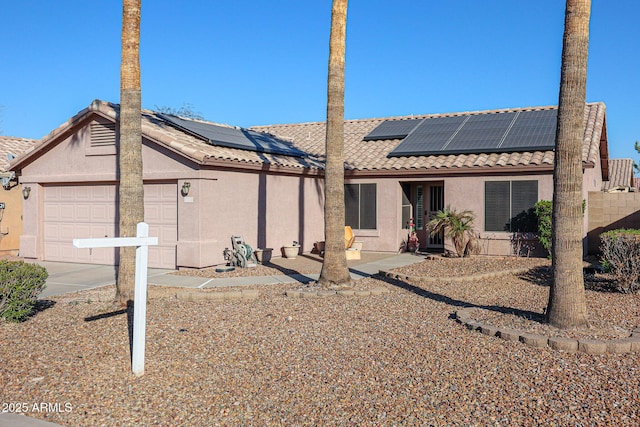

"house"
[602,158,634,192]
[11,100,609,269]
[0,136,37,255]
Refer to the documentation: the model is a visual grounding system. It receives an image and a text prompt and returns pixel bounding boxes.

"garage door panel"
[149,246,176,269]
[44,184,177,269]
[44,204,61,221]
[90,205,114,222]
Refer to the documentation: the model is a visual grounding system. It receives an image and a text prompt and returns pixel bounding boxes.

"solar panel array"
[367,109,560,157]
[362,119,422,141]
[158,114,308,158]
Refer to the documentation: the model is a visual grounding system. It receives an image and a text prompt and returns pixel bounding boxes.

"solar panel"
[500,109,557,150]
[388,115,467,156]
[445,112,517,153]
[158,114,307,158]
[362,119,422,141]
[388,109,559,157]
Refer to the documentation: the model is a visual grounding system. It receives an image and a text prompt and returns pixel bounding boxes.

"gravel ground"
[2,256,640,426]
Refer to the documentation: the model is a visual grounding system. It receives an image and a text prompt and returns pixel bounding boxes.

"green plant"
[534,200,553,256]
[599,229,640,293]
[0,261,48,322]
[534,199,585,258]
[427,206,479,257]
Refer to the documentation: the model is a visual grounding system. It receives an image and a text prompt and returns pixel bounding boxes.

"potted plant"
[282,241,301,259]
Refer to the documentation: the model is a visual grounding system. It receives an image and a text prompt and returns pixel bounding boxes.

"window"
[401,183,412,229]
[415,185,424,230]
[345,183,376,230]
[485,180,538,232]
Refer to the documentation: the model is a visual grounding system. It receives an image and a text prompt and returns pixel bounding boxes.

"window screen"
[485,180,538,232]
[344,183,377,230]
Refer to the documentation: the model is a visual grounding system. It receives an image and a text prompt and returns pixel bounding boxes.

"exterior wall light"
[181,182,191,196]
[22,186,31,199]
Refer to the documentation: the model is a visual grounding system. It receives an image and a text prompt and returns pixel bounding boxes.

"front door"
[413,183,444,251]
[427,184,444,249]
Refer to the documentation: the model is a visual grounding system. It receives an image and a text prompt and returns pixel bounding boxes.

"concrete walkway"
[34,252,426,298]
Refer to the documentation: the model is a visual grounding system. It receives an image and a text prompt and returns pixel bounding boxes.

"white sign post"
[73,222,158,376]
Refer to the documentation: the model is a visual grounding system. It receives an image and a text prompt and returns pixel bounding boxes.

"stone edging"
[175,290,260,301]
[456,307,640,354]
[380,267,534,284]
[174,287,392,301]
[285,287,390,298]
[379,269,640,354]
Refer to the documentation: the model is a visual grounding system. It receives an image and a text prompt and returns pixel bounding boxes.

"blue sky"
[1,1,639,163]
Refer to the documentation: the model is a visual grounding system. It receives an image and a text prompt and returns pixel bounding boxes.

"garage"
[43,183,177,269]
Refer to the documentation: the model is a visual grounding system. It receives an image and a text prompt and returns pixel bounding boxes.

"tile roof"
[252,102,606,175]
[11,100,607,177]
[0,136,37,171]
[602,158,634,190]
[12,100,324,173]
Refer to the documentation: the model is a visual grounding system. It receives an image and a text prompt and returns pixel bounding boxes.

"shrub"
[534,200,553,256]
[534,199,586,258]
[0,261,48,322]
[427,206,479,257]
[599,229,640,293]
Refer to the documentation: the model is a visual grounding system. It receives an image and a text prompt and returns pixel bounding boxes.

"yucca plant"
[427,206,479,257]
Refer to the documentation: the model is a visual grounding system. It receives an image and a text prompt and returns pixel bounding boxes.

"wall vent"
[90,123,116,146]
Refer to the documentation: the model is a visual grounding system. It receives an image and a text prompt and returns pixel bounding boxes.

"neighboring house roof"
[253,102,606,175]
[11,100,607,177]
[602,158,634,191]
[0,136,37,172]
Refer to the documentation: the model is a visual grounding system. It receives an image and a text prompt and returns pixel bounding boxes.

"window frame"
[344,183,377,230]
[484,180,538,232]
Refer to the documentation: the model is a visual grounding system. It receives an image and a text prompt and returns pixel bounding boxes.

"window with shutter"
[344,183,377,230]
[484,180,538,232]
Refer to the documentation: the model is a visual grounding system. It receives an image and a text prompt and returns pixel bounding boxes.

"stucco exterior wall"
[178,170,324,267]
[0,184,25,255]
[442,172,553,256]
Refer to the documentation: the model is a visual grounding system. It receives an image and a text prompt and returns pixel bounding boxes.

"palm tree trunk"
[116,0,144,306]
[318,0,352,289]
[546,0,591,328]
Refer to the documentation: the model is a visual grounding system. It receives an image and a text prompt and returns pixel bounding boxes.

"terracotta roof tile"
[10,100,607,176]
[253,103,606,174]
[603,158,634,190]
[0,136,37,171]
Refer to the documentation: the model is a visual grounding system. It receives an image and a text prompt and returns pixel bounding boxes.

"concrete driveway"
[30,261,177,298]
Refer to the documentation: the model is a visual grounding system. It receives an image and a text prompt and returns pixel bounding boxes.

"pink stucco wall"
[177,171,324,267]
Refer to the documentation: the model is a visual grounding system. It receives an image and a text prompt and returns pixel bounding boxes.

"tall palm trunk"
[116,0,144,306]
[318,0,352,289]
[546,0,591,328]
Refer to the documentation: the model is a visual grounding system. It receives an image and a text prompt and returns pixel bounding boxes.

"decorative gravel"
[2,255,640,426]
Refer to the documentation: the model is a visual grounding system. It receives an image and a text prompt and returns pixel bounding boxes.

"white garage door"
[43,183,177,269]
